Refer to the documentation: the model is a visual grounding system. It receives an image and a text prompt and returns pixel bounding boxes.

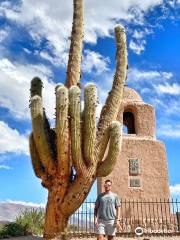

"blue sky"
[0,0,180,207]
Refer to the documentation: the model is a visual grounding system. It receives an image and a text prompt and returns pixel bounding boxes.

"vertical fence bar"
[89,199,92,233]
[160,198,164,233]
[129,199,132,233]
[170,199,173,232]
[78,205,80,232]
[93,200,95,233]
[176,199,179,232]
[132,199,135,231]
[145,199,148,232]
[172,198,176,232]
[85,199,87,233]
[120,198,123,232]
[168,198,172,232]
[152,199,156,231]
[137,199,139,225]
[91,200,93,233]
[73,209,75,233]
[156,198,160,232]
[164,198,168,232]
[140,199,143,229]
[148,199,151,230]
[82,201,84,232]
[125,198,127,232]
[79,204,81,232]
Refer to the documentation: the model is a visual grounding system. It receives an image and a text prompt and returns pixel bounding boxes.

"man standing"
[94,179,121,240]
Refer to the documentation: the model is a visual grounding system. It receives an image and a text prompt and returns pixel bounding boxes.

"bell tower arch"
[123,111,136,134]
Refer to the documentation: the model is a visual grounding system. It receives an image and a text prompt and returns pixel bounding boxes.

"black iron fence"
[68,199,180,235]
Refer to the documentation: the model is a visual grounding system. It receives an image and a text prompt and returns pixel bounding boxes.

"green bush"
[0,224,3,233]
[0,224,6,239]
[0,222,28,238]
[0,208,45,238]
[15,208,45,236]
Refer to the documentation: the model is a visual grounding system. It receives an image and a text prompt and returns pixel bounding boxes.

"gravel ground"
[1,235,180,240]
[1,237,43,240]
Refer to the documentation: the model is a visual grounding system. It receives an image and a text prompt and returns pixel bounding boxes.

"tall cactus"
[29,0,127,239]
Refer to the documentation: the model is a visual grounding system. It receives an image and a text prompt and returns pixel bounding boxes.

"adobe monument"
[97,86,170,200]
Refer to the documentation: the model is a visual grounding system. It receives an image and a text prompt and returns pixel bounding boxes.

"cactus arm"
[97,121,122,177]
[56,85,70,173]
[30,77,43,98]
[61,168,95,215]
[29,133,45,179]
[96,26,127,161]
[30,79,56,176]
[69,86,85,174]
[83,83,97,166]
[29,133,52,189]
[66,0,84,87]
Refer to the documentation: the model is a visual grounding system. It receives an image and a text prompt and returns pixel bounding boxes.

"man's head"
[104,179,112,193]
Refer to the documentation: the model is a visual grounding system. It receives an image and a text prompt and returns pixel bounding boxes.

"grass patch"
[0,208,45,238]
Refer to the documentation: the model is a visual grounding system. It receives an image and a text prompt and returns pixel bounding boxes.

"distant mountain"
[0,202,45,222]
[0,220,10,225]
[0,202,95,231]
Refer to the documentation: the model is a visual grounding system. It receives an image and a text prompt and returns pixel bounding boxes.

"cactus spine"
[29,0,127,239]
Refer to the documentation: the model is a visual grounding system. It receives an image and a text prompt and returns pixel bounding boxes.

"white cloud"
[0,56,108,122]
[0,154,10,163]
[82,50,110,74]
[170,184,180,198]
[133,30,145,39]
[23,48,31,54]
[0,58,56,120]
[163,100,180,116]
[157,123,180,138]
[154,83,180,95]
[0,0,164,63]
[129,28,154,54]
[0,165,12,170]
[0,28,9,42]
[132,28,152,39]
[39,50,67,67]
[128,68,173,82]
[129,40,146,54]
[1,199,45,208]
[0,121,28,154]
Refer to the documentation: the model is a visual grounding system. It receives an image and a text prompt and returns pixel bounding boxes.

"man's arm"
[114,206,121,230]
[114,195,121,227]
[115,206,121,222]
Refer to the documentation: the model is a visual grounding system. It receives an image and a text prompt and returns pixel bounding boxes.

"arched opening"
[123,111,136,134]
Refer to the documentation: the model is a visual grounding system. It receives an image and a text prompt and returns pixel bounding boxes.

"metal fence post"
[176,212,180,231]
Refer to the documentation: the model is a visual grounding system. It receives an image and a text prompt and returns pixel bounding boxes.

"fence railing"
[68,199,180,235]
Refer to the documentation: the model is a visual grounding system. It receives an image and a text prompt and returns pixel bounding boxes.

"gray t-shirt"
[95,192,121,221]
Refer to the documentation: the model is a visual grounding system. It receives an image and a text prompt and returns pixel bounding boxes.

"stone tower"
[97,86,170,200]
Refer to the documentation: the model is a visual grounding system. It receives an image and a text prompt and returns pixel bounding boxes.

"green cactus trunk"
[29,0,127,239]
